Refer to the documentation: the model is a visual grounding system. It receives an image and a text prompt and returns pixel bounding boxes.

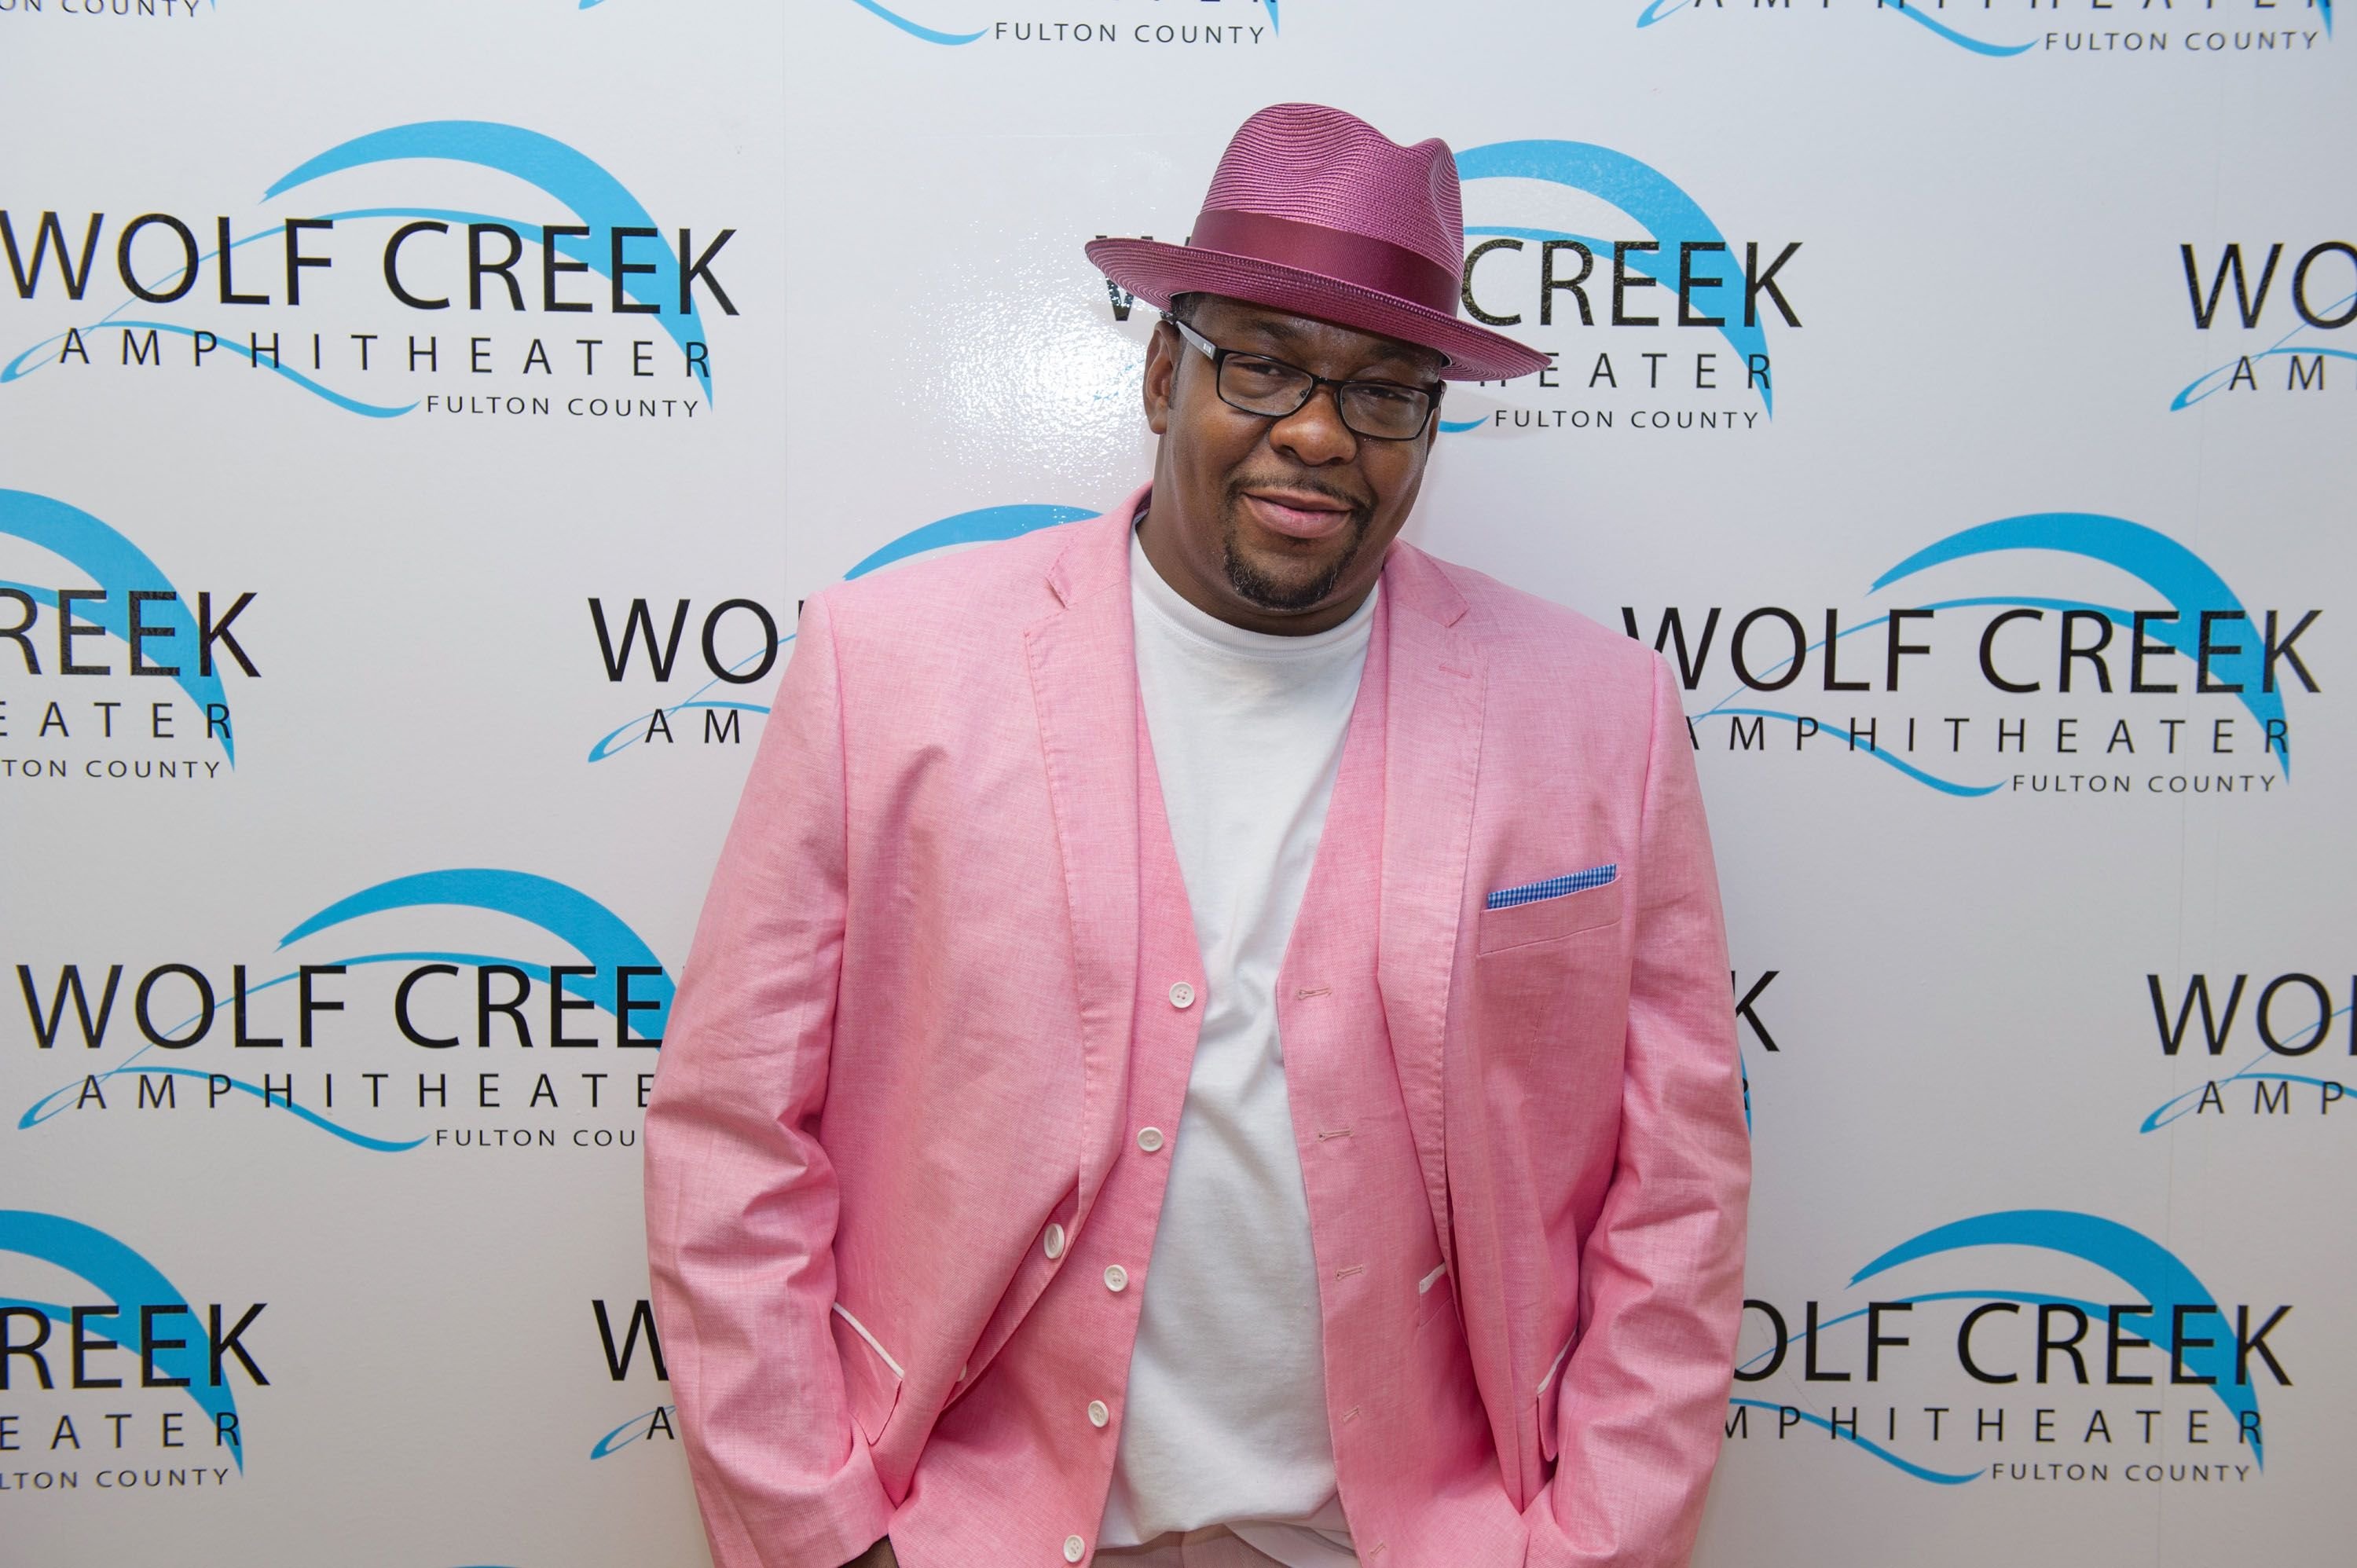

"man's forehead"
[1192,295,1444,372]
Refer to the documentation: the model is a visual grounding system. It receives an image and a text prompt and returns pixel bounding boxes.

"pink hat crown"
[1197,103,1465,279]
[1082,102,1549,381]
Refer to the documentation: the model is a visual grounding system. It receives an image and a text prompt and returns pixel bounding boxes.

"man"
[644,104,1750,1568]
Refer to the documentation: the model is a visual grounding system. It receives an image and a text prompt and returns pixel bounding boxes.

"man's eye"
[1226,357,1296,387]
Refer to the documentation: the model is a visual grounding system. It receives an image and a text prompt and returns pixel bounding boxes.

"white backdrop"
[2,2,2350,1565]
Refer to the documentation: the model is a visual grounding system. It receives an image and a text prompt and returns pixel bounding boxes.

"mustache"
[1223,474,1373,517]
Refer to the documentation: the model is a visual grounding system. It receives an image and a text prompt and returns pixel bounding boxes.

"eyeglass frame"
[1160,312,1446,442]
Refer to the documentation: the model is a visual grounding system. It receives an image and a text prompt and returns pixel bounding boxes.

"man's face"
[1141,294,1446,636]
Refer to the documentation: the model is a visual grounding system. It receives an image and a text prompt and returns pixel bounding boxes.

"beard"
[1216,479,1370,613]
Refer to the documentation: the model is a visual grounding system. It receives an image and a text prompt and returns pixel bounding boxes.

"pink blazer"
[643,490,1750,1568]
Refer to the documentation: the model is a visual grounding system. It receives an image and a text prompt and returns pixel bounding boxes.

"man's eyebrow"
[1226,314,1442,378]
[1222,313,1310,350]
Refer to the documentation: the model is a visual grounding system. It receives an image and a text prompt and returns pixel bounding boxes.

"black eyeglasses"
[1164,313,1443,441]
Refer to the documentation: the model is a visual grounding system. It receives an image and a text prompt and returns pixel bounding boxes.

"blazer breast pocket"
[1476,874,1624,955]
[1473,873,1628,1062]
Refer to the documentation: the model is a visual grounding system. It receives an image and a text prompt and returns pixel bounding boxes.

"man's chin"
[1222,544,1354,614]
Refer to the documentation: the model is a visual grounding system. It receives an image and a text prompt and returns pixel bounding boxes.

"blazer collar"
[1374,539,1486,1287]
[1043,484,1149,610]
[1024,491,1149,1229]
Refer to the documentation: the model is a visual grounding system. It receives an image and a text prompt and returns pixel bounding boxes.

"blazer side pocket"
[1535,1328,1576,1464]
[830,1301,904,1445]
[1413,1258,1452,1330]
[1477,879,1625,955]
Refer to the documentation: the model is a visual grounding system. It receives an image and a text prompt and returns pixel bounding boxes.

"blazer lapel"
[1023,500,1149,1228]
[1375,542,1486,1288]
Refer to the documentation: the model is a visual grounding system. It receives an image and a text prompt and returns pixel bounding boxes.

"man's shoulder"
[1402,544,1656,687]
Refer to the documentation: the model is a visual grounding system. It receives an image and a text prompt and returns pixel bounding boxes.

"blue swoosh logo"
[277,868,674,1038]
[588,503,1090,763]
[3,125,717,416]
[1875,514,2288,774]
[1852,1210,2264,1465]
[0,489,237,764]
[1635,0,2036,55]
[0,1211,244,1470]
[2172,291,2357,410]
[1878,5,2034,57]
[0,221,420,416]
[16,870,669,1152]
[1455,141,1777,415]
[1684,515,2290,796]
[2139,1006,2353,1131]
[265,122,718,403]
[1737,1211,2268,1483]
[590,1402,677,1458]
[845,0,985,44]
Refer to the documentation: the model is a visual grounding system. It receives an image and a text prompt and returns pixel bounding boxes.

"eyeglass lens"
[1218,354,1432,440]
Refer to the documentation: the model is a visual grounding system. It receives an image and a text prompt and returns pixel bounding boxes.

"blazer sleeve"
[643,591,893,1568]
[1523,651,1752,1568]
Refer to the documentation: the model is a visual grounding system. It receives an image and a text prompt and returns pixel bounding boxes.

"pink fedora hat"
[1086,103,1548,383]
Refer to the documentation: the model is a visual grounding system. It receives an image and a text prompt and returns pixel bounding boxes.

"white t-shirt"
[1096,525,1375,1568]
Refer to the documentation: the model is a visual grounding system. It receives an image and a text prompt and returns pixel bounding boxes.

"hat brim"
[1086,236,1550,383]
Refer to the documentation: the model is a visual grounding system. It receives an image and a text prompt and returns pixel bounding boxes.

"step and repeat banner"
[2,3,2348,1566]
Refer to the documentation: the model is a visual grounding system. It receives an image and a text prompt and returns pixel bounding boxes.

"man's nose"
[1266,383,1359,467]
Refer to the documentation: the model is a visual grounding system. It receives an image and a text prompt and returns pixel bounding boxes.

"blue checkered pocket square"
[1485,863,1618,911]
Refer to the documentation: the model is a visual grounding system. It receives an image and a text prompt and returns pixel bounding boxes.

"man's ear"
[1142,319,1178,436]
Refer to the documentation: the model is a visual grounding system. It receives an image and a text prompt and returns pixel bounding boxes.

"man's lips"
[1239,489,1358,542]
